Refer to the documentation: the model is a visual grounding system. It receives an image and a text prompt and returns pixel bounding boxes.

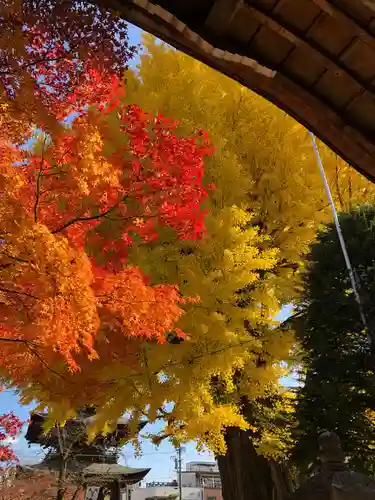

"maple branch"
[0,337,35,344]
[34,137,47,223]
[102,212,156,223]
[51,203,123,234]
[0,337,66,380]
[0,39,82,76]
[26,343,67,381]
[0,287,39,300]
[1,253,29,264]
[0,55,69,75]
[51,180,186,235]
[98,297,172,305]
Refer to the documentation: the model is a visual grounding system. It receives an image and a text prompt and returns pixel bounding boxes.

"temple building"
[23,407,151,500]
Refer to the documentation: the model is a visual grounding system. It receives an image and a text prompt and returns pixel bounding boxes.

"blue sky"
[0,388,213,479]
[0,306,295,480]
[0,23,298,482]
[128,24,143,66]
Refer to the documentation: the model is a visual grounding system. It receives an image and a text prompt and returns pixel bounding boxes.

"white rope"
[309,132,369,338]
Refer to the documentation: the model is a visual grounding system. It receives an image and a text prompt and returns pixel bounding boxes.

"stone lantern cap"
[290,432,375,500]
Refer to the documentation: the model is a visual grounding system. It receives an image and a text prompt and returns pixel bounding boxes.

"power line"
[310,132,371,346]
[122,451,174,456]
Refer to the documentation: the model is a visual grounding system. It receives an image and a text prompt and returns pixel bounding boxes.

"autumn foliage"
[0,469,84,500]
[0,0,136,142]
[0,413,23,463]
[0,63,211,406]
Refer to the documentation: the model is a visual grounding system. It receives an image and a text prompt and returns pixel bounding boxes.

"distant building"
[181,462,222,489]
[129,462,222,500]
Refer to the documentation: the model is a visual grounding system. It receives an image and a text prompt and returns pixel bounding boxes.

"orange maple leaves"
[0,69,211,398]
[95,267,188,344]
[0,222,99,373]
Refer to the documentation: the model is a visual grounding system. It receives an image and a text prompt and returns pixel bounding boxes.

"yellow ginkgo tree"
[119,35,375,500]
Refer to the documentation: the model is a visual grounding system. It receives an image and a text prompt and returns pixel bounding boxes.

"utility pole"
[174,446,184,500]
[178,446,182,500]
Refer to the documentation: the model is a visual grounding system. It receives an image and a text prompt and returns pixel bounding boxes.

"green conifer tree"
[293,204,375,476]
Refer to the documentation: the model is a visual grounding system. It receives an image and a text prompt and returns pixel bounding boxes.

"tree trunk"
[56,461,67,500]
[217,427,294,500]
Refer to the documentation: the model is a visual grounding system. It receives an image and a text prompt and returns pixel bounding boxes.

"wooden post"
[111,479,121,500]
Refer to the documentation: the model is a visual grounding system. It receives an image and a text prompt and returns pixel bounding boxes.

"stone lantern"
[290,432,375,500]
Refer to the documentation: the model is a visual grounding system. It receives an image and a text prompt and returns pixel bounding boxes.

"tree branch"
[25,343,66,381]
[109,338,263,385]
[34,137,47,223]
[334,162,344,211]
[0,287,39,300]
[51,205,121,234]
[0,337,66,380]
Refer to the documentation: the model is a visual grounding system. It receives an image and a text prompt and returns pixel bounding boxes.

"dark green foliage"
[293,204,375,475]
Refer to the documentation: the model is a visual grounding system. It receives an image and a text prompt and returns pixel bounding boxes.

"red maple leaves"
[19,79,213,270]
[0,413,23,464]
[0,0,215,457]
[0,0,136,142]
[0,69,212,386]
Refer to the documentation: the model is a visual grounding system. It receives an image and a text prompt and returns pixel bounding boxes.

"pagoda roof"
[21,462,151,486]
[83,463,150,479]
[25,412,147,447]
